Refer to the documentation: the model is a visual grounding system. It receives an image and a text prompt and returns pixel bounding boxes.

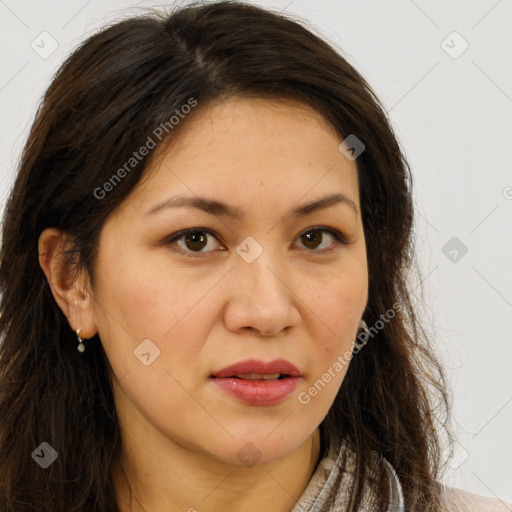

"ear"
[38,227,98,339]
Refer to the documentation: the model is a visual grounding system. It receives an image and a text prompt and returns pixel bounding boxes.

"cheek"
[91,250,218,435]
[304,263,368,350]
[92,244,221,385]
[295,262,367,410]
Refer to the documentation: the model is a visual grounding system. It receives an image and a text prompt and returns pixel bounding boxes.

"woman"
[0,2,509,511]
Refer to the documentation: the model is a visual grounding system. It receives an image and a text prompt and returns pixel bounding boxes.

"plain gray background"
[0,0,511,502]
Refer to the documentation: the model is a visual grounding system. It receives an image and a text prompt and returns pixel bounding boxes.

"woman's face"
[90,97,368,465]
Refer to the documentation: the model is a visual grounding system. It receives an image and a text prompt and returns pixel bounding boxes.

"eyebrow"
[145,192,357,219]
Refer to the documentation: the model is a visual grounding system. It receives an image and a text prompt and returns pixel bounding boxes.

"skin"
[38,97,368,512]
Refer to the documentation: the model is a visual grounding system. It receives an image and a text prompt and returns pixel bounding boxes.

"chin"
[206,427,313,467]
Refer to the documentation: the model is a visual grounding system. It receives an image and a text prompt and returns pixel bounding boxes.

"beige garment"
[440,486,512,512]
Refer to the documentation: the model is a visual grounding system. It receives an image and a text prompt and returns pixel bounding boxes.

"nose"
[223,244,301,337]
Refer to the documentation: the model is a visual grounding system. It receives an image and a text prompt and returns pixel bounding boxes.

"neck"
[112,427,321,512]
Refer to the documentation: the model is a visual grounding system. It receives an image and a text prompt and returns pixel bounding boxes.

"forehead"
[120,96,360,219]
[154,95,342,157]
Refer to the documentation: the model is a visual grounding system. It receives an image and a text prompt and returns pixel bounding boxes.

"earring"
[359,319,370,336]
[76,327,85,353]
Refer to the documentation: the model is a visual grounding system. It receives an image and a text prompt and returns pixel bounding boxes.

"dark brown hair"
[0,2,451,510]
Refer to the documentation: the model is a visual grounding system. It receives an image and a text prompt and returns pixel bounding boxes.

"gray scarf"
[291,436,405,512]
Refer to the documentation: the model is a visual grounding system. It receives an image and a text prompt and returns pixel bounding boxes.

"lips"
[211,358,302,379]
[210,359,302,405]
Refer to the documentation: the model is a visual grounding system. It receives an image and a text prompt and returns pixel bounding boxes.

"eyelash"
[163,226,350,258]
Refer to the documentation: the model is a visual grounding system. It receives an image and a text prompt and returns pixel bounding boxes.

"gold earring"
[76,327,85,353]
[359,319,370,336]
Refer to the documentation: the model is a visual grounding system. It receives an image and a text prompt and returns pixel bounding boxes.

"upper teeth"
[235,373,281,380]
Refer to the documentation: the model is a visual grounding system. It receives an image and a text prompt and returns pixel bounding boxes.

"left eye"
[296,229,344,251]
[164,227,348,256]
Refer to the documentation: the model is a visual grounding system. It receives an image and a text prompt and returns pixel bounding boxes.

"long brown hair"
[0,2,451,510]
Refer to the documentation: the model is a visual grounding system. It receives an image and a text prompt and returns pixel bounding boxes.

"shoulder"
[440,485,512,512]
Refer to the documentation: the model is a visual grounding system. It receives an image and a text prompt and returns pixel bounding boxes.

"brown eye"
[183,231,209,251]
[296,228,347,252]
[299,230,324,250]
[165,228,223,256]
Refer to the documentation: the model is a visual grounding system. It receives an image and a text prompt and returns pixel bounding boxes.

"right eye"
[163,228,225,257]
